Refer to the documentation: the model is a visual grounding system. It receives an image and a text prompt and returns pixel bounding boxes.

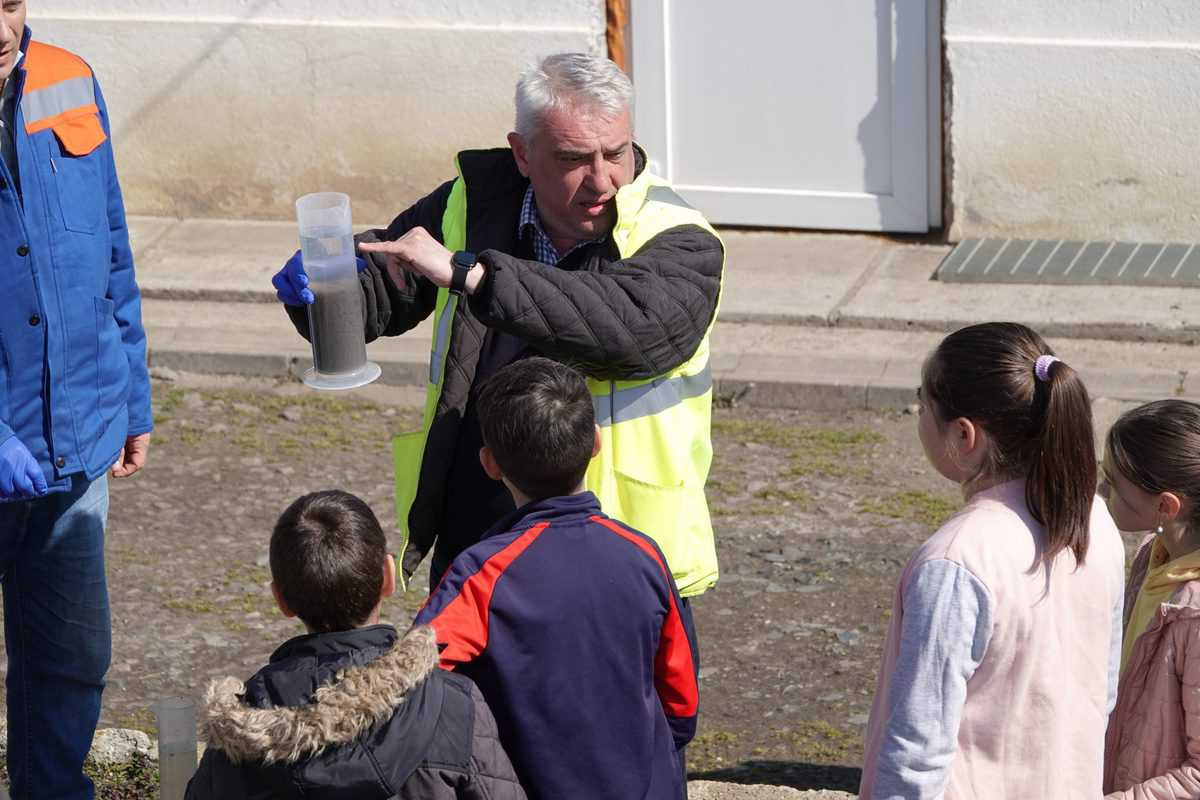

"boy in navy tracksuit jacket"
[414,356,699,800]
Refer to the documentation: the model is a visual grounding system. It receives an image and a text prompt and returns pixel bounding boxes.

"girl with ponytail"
[859,322,1126,799]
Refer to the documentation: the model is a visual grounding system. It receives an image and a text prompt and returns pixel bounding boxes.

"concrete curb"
[139,287,1200,348]
[148,348,428,389]
[823,313,1200,346]
[146,346,1198,413]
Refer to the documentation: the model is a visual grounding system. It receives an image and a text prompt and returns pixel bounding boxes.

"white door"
[630,0,937,232]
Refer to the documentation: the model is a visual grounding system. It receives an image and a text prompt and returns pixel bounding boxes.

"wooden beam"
[607,0,629,71]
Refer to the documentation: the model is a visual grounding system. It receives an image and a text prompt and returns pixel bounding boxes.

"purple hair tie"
[1034,355,1060,383]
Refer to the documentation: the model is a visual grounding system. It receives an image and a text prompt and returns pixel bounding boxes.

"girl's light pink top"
[861,480,1126,799]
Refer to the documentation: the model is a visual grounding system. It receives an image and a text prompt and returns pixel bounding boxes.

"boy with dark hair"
[186,490,526,800]
[415,356,699,800]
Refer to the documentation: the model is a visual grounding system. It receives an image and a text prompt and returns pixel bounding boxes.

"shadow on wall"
[113,0,273,145]
[690,760,862,792]
[855,0,924,233]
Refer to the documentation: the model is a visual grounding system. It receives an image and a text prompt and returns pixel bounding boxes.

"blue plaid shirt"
[519,186,604,265]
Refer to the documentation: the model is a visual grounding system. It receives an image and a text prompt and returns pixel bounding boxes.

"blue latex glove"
[0,435,48,500]
[271,250,368,306]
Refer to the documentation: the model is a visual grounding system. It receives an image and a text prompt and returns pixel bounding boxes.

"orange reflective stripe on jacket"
[21,41,105,154]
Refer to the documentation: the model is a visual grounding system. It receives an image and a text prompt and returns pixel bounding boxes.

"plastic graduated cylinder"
[295,192,380,390]
[154,697,196,800]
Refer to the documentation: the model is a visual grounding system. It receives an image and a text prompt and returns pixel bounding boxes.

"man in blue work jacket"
[0,3,152,798]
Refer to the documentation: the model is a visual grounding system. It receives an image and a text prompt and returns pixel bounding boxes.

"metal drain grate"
[936,239,1200,286]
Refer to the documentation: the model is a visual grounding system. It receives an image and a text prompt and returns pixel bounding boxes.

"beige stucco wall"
[945,0,1200,241]
[31,1,605,222]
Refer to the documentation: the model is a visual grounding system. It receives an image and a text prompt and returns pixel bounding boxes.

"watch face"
[453,250,476,269]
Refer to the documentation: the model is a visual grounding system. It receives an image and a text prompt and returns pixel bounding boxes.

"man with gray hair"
[273,53,723,611]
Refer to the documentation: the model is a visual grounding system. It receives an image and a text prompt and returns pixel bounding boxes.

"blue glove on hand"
[0,435,48,500]
[271,250,368,306]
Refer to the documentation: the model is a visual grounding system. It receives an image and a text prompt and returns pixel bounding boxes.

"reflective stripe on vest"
[594,364,713,427]
[642,184,693,212]
[428,293,458,384]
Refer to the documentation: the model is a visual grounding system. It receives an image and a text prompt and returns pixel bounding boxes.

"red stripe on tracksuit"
[421,521,550,669]
[591,515,700,718]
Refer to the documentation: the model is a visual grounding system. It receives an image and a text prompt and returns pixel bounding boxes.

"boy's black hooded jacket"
[184,624,526,800]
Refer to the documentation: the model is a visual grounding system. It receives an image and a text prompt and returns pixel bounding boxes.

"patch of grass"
[712,418,800,447]
[162,595,216,614]
[232,596,266,615]
[711,506,776,518]
[114,708,156,735]
[175,428,206,446]
[686,729,742,772]
[713,486,814,517]
[705,479,740,495]
[381,590,426,618]
[152,387,187,426]
[224,566,270,587]
[107,547,157,568]
[775,720,858,763]
[151,385,416,460]
[789,429,883,478]
[86,752,160,800]
[276,436,304,453]
[860,490,959,528]
[752,487,812,507]
[0,752,160,799]
[789,457,860,479]
[230,429,264,452]
[713,417,885,478]
[206,388,407,424]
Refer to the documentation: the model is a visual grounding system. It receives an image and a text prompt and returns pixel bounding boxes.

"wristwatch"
[450,250,477,295]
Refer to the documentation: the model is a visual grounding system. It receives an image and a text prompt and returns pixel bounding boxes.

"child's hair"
[1107,400,1200,531]
[270,490,387,632]
[922,322,1096,563]
[475,356,595,500]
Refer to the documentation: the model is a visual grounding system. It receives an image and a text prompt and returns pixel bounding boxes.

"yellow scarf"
[1121,538,1200,673]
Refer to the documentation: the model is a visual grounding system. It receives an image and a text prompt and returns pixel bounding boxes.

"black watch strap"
[450,250,476,295]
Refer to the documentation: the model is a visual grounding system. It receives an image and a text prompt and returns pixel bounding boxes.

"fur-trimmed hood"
[200,625,439,765]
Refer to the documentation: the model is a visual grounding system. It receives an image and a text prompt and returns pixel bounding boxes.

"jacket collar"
[200,625,439,765]
[239,623,399,710]
[482,491,603,540]
[268,623,396,665]
[1128,535,1200,621]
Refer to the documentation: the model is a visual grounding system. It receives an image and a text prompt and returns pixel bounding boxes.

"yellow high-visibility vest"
[393,161,723,597]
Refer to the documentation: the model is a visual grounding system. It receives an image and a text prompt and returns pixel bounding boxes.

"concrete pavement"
[127,217,1200,408]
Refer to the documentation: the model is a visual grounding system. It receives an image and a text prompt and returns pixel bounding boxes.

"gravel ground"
[0,372,1142,795]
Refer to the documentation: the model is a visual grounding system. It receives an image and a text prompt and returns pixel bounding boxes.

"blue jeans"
[0,476,110,800]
